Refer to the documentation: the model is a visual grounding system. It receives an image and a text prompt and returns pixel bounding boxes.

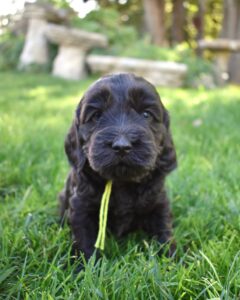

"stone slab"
[86,55,187,87]
[45,24,108,49]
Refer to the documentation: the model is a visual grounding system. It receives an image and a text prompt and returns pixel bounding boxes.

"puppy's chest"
[109,189,134,215]
[108,186,155,216]
[107,189,135,237]
[106,186,157,237]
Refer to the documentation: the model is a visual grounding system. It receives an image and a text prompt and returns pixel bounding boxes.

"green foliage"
[0,33,24,71]
[1,72,240,299]
[177,45,215,86]
[0,32,59,73]
[96,0,143,29]
[91,0,223,46]
[72,7,139,48]
[119,38,182,61]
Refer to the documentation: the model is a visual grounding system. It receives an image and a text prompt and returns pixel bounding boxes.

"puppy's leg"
[69,195,99,264]
[142,197,176,256]
[59,190,68,226]
[58,172,73,226]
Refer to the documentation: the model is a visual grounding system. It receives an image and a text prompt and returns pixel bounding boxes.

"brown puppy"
[59,73,177,263]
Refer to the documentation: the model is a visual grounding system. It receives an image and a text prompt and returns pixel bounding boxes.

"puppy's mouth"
[90,154,155,182]
[102,163,149,181]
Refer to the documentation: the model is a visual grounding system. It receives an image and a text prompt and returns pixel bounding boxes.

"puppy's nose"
[112,135,132,155]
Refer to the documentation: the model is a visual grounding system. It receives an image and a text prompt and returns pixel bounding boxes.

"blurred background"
[1,0,240,87]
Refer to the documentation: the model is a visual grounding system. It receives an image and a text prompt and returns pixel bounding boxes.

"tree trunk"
[194,0,205,56]
[172,0,185,45]
[142,0,166,46]
[221,0,240,83]
[220,0,237,39]
[228,0,240,84]
[196,0,205,41]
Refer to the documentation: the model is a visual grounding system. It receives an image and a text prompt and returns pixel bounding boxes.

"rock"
[86,55,187,87]
[45,24,108,80]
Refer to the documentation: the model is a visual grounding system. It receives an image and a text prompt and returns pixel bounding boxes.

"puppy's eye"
[90,111,102,122]
[142,111,152,119]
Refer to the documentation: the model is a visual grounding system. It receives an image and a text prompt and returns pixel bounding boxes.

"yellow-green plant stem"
[95,180,113,250]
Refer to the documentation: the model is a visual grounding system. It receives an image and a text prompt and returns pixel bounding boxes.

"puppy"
[59,73,177,262]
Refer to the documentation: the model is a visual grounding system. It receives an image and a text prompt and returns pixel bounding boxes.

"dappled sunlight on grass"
[1,71,240,299]
[161,89,209,108]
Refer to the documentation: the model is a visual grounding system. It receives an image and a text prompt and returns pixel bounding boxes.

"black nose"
[112,135,132,155]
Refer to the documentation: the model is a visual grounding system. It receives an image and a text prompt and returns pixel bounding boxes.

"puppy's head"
[65,73,176,181]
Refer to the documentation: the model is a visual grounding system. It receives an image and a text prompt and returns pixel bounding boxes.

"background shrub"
[0,33,24,71]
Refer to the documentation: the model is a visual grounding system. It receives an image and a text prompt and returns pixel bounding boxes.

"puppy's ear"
[157,109,177,174]
[64,102,86,171]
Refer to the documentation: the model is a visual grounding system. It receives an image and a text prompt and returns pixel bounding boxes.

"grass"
[0,71,240,299]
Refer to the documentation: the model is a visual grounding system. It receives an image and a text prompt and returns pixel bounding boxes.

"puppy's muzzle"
[88,124,158,180]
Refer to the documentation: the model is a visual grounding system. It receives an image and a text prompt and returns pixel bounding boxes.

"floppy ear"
[64,102,86,172]
[157,109,177,174]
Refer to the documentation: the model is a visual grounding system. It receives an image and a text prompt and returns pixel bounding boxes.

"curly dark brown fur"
[59,73,177,262]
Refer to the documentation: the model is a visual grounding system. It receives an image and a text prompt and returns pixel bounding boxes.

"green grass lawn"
[0,71,240,299]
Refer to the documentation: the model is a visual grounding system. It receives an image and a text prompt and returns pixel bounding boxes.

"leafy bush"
[0,32,59,73]
[120,38,182,61]
[0,33,24,71]
[72,8,139,52]
[174,44,215,87]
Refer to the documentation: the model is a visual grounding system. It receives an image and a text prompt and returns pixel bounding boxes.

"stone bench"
[86,55,187,87]
[19,2,70,69]
[198,39,240,84]
[45,24,108,80]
